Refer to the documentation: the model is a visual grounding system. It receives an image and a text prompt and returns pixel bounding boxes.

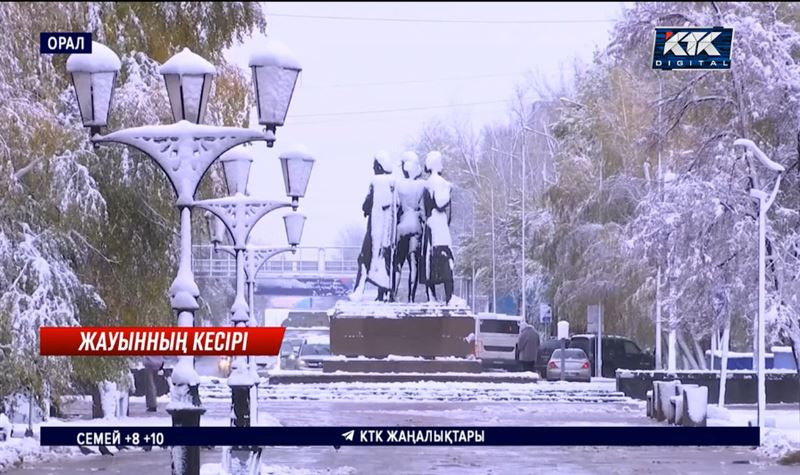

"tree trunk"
[719,319,731,407]
[710,327,717,371]
[692,337,708,370]
[90,384,103,419]
[677,332,700,369]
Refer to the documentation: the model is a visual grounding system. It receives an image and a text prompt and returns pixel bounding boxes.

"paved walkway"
[5,394,795,475]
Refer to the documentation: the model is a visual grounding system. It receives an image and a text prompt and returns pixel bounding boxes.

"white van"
[473,313,523,370]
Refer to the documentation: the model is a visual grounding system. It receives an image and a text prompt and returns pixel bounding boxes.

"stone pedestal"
[329,301,474,359]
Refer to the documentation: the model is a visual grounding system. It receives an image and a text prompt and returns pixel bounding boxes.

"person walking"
[517,322,540,373]
[142,356,164,412]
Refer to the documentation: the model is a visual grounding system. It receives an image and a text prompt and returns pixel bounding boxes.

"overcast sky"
[224,2,625,247]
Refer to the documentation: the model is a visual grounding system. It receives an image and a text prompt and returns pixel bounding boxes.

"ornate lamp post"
[205,209,302,431]
[734,139,784,431]
[66,39,303,475]
[195,145,312,472]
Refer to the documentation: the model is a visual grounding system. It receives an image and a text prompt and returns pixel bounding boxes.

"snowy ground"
[1,380,797,474]
[200,377,626,403]
[0,396,279,473]
[707,404,800,459]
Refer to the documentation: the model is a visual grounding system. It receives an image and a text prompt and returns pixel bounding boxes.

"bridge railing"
[192,245,361,279]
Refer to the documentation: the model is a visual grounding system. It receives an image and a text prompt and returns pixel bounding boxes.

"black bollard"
[231,384,251,429]
[229,383,261,474]
[167,384,205,475]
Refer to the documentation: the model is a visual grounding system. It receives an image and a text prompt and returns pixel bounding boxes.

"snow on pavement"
[708,405,800,459]
[200,378,628,403]
[0,437,78,473]
[0,409,280,473]
[200,462,356,475]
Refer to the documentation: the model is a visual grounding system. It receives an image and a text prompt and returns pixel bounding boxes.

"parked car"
[473,313,523,371]
[278,341,298,370]
[294,335,331,371]
[536,338,563,376]
[546,348,591,382]
[286,337,305,354]
[568,334,655,378]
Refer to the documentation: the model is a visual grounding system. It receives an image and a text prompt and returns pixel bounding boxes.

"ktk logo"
[652,27,733,71]
[663,31,721,56]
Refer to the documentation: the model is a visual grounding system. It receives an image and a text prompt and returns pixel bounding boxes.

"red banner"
[39,327,286,356]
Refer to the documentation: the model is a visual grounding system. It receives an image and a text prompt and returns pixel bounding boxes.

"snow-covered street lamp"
[67,41,299,475]
[220,146,255,196]
[283,212,306,246]
[734,138,784,431]
[249,39,302,147]
[66,41,121,137]
[160,48,215,124]
[279,148,315,209]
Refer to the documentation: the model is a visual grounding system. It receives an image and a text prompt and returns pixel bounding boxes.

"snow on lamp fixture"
[278,148,315,209]
[248,38,302,147]
[204,211,227,246]
[283,212,306,247]
[159,48,216,124]
[219,146,254,196]
[66,41,121,135]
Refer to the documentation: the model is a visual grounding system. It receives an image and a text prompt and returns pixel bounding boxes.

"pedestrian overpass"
[191,244,480,309]
[192,244,361,280]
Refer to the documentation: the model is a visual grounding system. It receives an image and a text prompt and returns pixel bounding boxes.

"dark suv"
[568,334,654,378]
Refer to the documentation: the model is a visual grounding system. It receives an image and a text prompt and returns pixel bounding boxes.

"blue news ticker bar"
[40,426,759,447]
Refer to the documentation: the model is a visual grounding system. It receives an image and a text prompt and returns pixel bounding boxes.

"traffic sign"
[539,304,552,323]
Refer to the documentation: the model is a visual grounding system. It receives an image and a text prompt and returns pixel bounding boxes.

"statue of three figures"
[351,150,455,304]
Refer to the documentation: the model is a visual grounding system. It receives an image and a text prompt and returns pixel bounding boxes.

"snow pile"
[0,414,11,441]
[708,406,799,459]
[331,300,472,318]
[759,430,799,459]
[0,411,277,472]
[771,346,793,353]
[159,48,215,75]
[684,386,708,424]
[201,463,355,475]
[705,349,775,358]
[0,437,79,472]
[248,38,302,69]
[706,404,731,421]
[325,354,473,361]
[199,379,635,404]
[170,357,200,386]
[227,359,255,387]
[98,381,118,419]
[303,334,330,345]
[66,41,121,72]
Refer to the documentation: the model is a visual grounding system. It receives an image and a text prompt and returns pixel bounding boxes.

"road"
[4,381,795,475]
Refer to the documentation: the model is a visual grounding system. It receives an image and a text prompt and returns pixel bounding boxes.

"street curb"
[267,373,540,384]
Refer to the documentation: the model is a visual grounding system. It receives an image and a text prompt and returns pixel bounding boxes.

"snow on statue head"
[401,151,422,179]
[402,151,418,163]
[426,151,444,174]
[373,150,393,175]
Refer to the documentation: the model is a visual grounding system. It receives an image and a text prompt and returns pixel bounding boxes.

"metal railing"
[192,245,361,279]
